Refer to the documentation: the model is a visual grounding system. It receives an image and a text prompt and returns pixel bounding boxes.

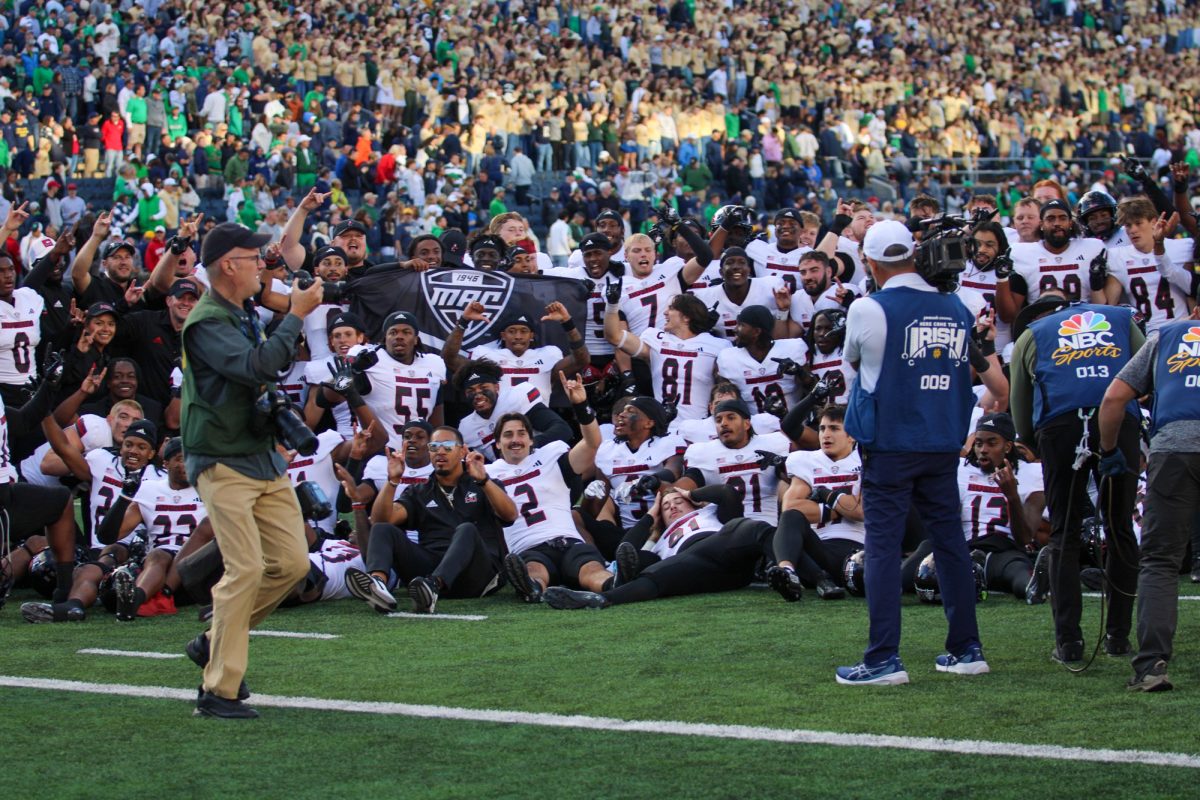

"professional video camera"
[255,389,318,455]
[914,207,998,292]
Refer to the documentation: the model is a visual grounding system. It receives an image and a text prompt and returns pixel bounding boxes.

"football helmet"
[915,553,987,604]
[27,547,88,600]
[709,204,755,234]
[843,549,866,597]
[1076,190,1117,222]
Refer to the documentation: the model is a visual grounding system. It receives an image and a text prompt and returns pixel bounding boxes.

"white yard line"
[247,630,340,639]
[386,612,488,621]
[1,675,1197,769]
[1082,593,1200,601]
[77,648,185,660]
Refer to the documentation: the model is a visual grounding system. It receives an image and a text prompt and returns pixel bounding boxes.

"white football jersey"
[469,343,563,399]
[745,239,813,290]
[1107,245,1189,334]
[549,266,618,357]
[132,478,207,552]
[1011,238,1105,303]
[618,263,685,334]
[0,286,44,385]
[690,258,723,290]
[304,355,357,440]
[277,360,309,408]
[957,261,1010,351]
[302,303,350,361]
[596,433,687,529]
[785,448,864,544]
[459,384,544,461]
[0,394,13,484]
[692,276,790,340]
[363,454,433,542]
[487,440,581,553]
[20,414,112,487]
[957,460,1043,542]
[639,328,730,421]
[674,413,780,444]
[285,430,343,533]
[809,347,856,405]
[85,449,165,548]
[790,282,853,333]
[684,431,791,523]
[355,347,446,448]
[717,339,810,415]
[652,504,723,560]
[308,538,365,601]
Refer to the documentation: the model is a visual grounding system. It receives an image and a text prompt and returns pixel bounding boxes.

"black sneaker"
[613,542,641,587]
[185,632,249,701]
[766,565,803,602]
[408,576,439,614]
[1127,660,1173,692]
[1052,640,1085,664]
[1105,635,1132,657]
[1025,547,1051,605]
[543,586,609,610]
[503,553,543,603]
[112,566,138,622]
[197,605,213,623]
[194,687,259,719]
[816,577,846,600]
[1191,559,1200,584]
[1080,567,1105,591]
[20,601,84,624]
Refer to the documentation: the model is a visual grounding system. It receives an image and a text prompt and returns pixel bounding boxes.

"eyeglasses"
[228,253,263,263]
[427,441,459,453]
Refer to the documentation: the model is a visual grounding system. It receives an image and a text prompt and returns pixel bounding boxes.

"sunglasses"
[427,441,459,453]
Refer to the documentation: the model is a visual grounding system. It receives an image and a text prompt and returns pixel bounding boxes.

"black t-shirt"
[397,473,504,557]
[113,310,179,405]
[76,272,127,307]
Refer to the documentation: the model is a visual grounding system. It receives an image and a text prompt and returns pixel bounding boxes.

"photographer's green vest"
[180,293,275,457]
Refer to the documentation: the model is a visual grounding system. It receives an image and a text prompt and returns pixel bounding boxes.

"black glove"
[809,377,832,404]
[1122,155,1150,183]
[1097,446,1131,478]
[350,347,379,373]
[991,254,1013,279]
[829,213,853,237]
[40,351,65,391]
[647,224,665,247]
[605,278,623,305]
[122,468,144,498]
[771,356,804,377]
[662,398,679,424]
[823,487,850,510]
[657,204,681,228]
[633,474,661,496]
[719,206,749,232]
[809,485,832,504]
[323,356,362,404]
[617,370,637,397]
[168,235,193,255]
[1088,250,1109,292]
[764,392,788,419]
[755,449,787,471]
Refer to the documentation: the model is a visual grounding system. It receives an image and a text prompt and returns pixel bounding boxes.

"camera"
[914,208,997,292]
[295,480,333,521]
[255,389,318,455]
[293,270,349,304]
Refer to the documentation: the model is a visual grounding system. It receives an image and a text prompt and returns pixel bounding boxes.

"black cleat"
[1052,640,1085,664]
[20,601,84,624]
[194,687,259,719]
[186,632,249,700]
[408,576,439,614]
[766,566,803,601]
[543,586,609,610]
[503,553,544,603]
[1104,635,1132,657]
[1079,567,1105,591]
[1025,547,1050,605]
[613,542,641,587]
[112,566,138,622]
[816,577,846,600]
[344,568,397,613]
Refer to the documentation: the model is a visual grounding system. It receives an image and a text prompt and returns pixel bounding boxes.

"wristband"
[569,338,586,350]
[456,317,469,330]
[351,503,366,511]
[1174,181,1190,194]
[829,214,852,237]
[479,475,491,486]
[574,401,595,425]
[773,311,788,321]
[560,318,577,333]
[617,331,629,350]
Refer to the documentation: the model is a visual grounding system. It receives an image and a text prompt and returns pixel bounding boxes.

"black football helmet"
[843,549,866,597]
[27,548,88,600]
[709,205,755,234]
[1076,190,1117,222]
[915,553,987,604]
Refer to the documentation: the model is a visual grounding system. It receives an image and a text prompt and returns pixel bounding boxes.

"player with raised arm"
[1107,199,1190,334]
[716,305,810,416]
[452,359,573,461]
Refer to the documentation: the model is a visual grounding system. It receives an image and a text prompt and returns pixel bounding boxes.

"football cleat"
[835,655,910,686]
[112,566,138,622]
[408,576,439,614]
[503,553,543,603]
[344,568,397,613]
[543,586,609,610]
[1025,547,1050,605]
[816,577,846,600]
[613,542,641,587]
[766,565,803,602]
[935,645,990,675]
[20,601,84,624]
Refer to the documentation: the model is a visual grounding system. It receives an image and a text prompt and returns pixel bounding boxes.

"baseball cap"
[102,240,136,259]
[333,219,368,237]
[720,246,750,265]
[124,419,158,445]
[862,219,916,263]
[1040,198,1072,218]
[168,278,201,298]
[579,232,612,253]
[736,304,775,333]
[383,310,419,333]
[312,245,347,264]
[595,208,622,225]
[402,419,434,436]
[327,311,366,334]
[67,183,78,190]
[469,234,506,256]
[85,301,119,319]
[713,398,752,419]
[199,222,272,266]
[774,208,803,223]
[440,229,467,267]
[499,312,536,331]
[975,412,1017,441]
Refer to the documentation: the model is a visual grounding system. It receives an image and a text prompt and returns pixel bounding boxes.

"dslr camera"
[293,269,350,304]
[255,389,318,455]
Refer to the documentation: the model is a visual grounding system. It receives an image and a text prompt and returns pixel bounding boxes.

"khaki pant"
[83,147,99,177]
[195,463,309,700]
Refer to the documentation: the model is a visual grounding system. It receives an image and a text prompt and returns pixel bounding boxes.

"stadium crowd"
[1,0,1200,695]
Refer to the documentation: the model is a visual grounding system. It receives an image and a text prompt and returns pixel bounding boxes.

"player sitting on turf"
[0,535,47,609]
[285,526,366,606]
[543,484,774,609]
[769,404,863,601]
[491,372,609,603]
[674,381,783,445]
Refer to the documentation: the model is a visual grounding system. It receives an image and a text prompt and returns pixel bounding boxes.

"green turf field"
[1,583,1197,799]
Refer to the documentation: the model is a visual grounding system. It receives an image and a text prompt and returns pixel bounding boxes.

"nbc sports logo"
[1057,311,1113,350]
[1169,327,1200,376]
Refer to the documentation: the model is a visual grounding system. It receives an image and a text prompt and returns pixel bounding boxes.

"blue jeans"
[536,143,553,172]
[573,142,590,168]
[588,141,603,168]
[860,449,981,664]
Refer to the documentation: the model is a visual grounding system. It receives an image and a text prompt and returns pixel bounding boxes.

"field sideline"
[1,583,1197,798]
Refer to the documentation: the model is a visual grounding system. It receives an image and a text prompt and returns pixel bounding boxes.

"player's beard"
[1044,229,1071,249]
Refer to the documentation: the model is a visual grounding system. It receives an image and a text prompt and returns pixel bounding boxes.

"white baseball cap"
[862,219,914,263]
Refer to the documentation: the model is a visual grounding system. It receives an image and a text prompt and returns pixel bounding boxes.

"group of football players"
[0,169,1193,645]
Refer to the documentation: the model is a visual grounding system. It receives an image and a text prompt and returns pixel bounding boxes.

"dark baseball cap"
[499,312,536,331]
[736,304,775,333]
[713,398,752,419]
[1039,198,1072,219]
[327,311,366,333]
[579,232,612,252]
[469,234,506,255]
[720,246,750,265]
[440,229,467,267]
[124,419,158,445]
[333,219,368,237]
[595,208,622,225]
[101,240,136,259]
[168,278,201,298]
[774,208,803,223]
[85,301,119,319]
[312,245,347,265]
[975,412,1017,441]
[383,310,419,333]
[199,222,272,266]
[402,418,434,436]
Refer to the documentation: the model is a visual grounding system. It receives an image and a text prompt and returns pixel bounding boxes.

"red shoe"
[137,592,178,617]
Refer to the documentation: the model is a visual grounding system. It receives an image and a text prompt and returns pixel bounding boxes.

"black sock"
[53,562,75,603]
[601,576,615,591]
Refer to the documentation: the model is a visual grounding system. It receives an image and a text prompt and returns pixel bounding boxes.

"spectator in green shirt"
[489,187,509,219]
[702,194,723,226]
[224,149,250,184]
[166,107,188,143]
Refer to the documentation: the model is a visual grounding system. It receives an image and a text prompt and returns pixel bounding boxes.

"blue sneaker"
[935,644,990,675]
[835,655,910,686]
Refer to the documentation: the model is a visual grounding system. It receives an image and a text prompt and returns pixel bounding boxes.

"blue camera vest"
[1151,319,1200,434]
[1029,303,1135,429]
[844,286,974,453]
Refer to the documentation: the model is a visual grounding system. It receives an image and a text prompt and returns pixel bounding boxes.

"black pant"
[773,509,861,587]
[0,482,70,539]
[367,523,502,598]
[1037,412,1140,646]
[603,518,773,605]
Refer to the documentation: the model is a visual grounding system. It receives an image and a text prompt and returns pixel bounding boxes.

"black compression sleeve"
[529,404,572,447]
[95,496,132,545]
[1008,273,1028,297]
[780,388,824,444]
[689,484,743,522]
[674,222,713,268]
[623,514,657,549]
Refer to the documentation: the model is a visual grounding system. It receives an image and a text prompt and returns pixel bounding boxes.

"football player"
[22,393,134,487]
[745,208,814,291]
[788,251,856,335]
[300,245,352,361]
[1107,199,1190,334]
[0,253,44,403]
[716,305,810,416]
[452,359,572,461]
[566,208,627,270]
[675,382,781,445]
[1076,190,1131,250]
[303,312,384,442]
[806,309,855,405]
[691,247,796,340]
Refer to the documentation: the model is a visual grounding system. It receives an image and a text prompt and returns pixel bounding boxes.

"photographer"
[180,222,326,720]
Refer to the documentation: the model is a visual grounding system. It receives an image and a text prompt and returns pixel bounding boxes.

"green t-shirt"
[126,96,148,125]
